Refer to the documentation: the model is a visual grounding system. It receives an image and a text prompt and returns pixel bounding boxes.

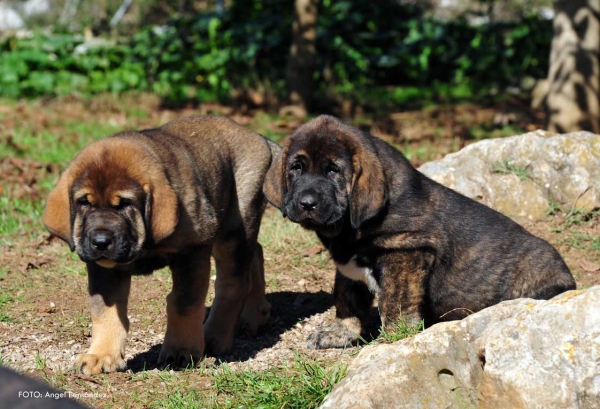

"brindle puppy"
[44,116,279,373]
[264,115,576,349]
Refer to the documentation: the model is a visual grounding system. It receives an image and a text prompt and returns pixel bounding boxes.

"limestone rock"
[418,130,600,220]
[320,286,600,409]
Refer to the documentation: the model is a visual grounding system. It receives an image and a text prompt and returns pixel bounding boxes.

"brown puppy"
[44,116,279,373]
[264,115,576,349]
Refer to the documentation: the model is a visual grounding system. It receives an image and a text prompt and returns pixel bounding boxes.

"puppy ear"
[349,146,388,229]
[43,168,75,250]
[263,147,288,212]
[144,182,178,244]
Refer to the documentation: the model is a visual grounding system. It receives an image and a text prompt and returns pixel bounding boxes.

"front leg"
[239,243,271,335]
[76,264,131,375]
[377,251,429,330]
[158,247,211,369]
[307,271,375,349]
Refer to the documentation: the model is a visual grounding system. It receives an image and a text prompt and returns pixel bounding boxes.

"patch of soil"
[0,158,59,200]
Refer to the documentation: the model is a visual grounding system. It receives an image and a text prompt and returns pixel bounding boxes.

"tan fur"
[96,259,117,269]
[43,167,73,244]
[43,116,279,373]
[76,276,130,375]
[43,139,178,245]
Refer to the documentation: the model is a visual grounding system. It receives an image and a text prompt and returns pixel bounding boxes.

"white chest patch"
[336,256,380,294]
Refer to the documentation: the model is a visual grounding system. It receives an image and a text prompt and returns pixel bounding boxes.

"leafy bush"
[0,0,552,103]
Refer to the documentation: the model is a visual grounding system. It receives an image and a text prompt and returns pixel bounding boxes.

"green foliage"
[0,1,552,103]
[213,357,348,409]
[35,352,48,371]
[546,197,562,216]
[558,231,600,253]
[377,317,424,343]
[0,286,15,323]
[0,191,45,239]
[492,160,533,181]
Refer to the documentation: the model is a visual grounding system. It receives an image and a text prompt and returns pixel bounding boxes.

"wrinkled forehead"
[70,165,144,206]
[288,129,354,164]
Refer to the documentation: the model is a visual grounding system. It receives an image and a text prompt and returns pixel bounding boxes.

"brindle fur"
[44,116,279,373]
[265,115,576,349]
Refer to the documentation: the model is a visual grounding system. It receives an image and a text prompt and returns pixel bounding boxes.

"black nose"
[299,193,319,211]
[90,230,113,251]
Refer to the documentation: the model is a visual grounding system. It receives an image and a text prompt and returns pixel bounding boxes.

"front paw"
[307,319,362,349]
[157,345,203,369]
[75,353,126,375]
[203,326,233,356]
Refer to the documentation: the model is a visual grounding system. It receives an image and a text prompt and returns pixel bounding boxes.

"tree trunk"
[545,0,600,133]
[286,0,319,113]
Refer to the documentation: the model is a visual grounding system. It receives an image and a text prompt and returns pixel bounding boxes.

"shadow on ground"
[126,290,334,372]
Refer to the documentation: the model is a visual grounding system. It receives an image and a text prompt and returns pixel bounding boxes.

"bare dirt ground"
[0,94,598,408]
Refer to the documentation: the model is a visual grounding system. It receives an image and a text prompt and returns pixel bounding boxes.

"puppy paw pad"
[75,353,126,375]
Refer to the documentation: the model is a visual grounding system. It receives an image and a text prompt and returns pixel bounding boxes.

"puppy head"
[264,115,387,236]
[43,137,178,268]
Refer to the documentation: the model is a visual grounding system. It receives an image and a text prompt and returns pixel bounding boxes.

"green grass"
[400,140,435,164]
[468,124,524,141]
[564,208,599,228]
[154,390,209,409]
[354,82,498,112]
[0,289,15,323]
[546,196,562,217]
[376,317,424,344]
[216,357,347,409]
[258,208,331,278]
[549,205,591,231]
[2,122,120,165]
[249,111,291,143]
[492,160,532,181]
[546,205,600,256]
[0,191,45,240]
[558,231,600,253]
[0,313,14,323]
[151,356,347,409]
[35,352,48,371]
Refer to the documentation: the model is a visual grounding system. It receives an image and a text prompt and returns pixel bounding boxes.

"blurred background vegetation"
[0,0,555,109]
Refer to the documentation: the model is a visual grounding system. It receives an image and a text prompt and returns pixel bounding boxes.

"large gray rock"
[418,131,600,220]
[321,286,600,409]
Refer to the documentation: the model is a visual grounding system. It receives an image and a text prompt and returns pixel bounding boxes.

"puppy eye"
[76,197,90,206]
[116,198,133,210]
[326,166,340,176]
[289,163,302,174]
